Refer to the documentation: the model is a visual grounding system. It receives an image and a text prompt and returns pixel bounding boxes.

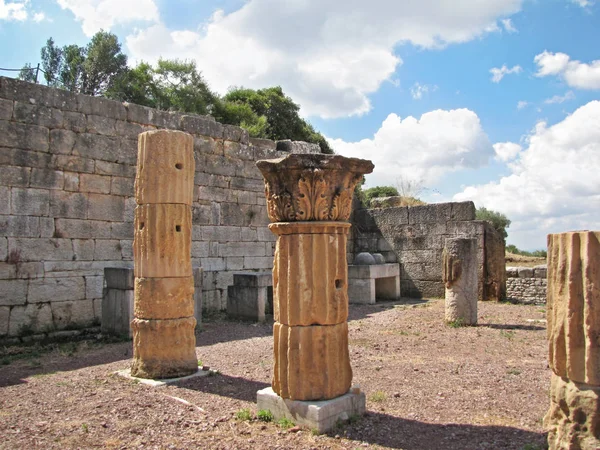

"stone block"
[10,187,49,216]
[131,317,198,379]
[275,140,320,154]
[135,130,195,205]
[0,148,51,168]
[55,218,111,239]
[30,168,64,190]
[111,222,134,240]
[134,276,194,320]
[0,77,78,110]
[94,239,123,260]
[77,94,126,120]
[273,322,352,401]
[111,176,134,196]
[233,272,273,287]
[0,305,8,335]
[218,242,266,258]
[223,124,249,143]
[203,154,238,177]
[8,303,53,336]
[0,166,30,187]
[95,160,136,178]
[80,173,111,194]
[49,129,76,155]
[63,111,86,132]
[0,279,29,306]
[224,141,254,160]
[0,215,40,237]
[71,239,94,261]
[180,114,223,139]
[256,387,366,434]
[199,225,241,242]
[104,267,135,290]
[85,275,104,299]
[408,203,452,224]
[8,238,74,262]
[102,287,134,336]
[0,120,49,152]
[88,193,125,221]
[86,114,116,135]
[0,237,6,262]
[51,299,95,329]
[64,172,79,191]
[28,276,85,303]
[243,256,274,270]
[347,278,374,304]
[0,98,13,120]
[115,120,143,138]
[13,101,64,128]
[52,155,95,173]
[50,190,88,218]
[193,268,203,324]
[517,267,534,278]
[73,133,121,163]
[533,265,547,278]
[443,238,478,325]
[450,201,476,221]
[0,186,9,215]
[134,204,192,278]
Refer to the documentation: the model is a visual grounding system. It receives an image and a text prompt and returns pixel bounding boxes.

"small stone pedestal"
[256,153,373,432]
[442,237,478,325]
[544,231,600,449]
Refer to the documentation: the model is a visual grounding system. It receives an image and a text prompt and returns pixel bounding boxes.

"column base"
[256,386,366,433]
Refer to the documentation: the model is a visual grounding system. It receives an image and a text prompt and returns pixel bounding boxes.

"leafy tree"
[363,186,399,205]
[476,206,511,240]
[59,44,85,92]
[40,37,62,86]
[17,63,37,83]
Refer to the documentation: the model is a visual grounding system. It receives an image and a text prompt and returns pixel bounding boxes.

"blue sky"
[1,0,599,250]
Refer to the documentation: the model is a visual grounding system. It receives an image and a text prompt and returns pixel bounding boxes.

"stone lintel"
[256,386,366,433]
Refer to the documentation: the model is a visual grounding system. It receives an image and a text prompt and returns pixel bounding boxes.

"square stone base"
[256,386,366,433]
[115,367,211,387]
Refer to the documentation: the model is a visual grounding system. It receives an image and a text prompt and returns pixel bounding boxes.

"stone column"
[131,130,198,379]
[442,237,478,325]
[544,231,600,450]
[257,154,373,403]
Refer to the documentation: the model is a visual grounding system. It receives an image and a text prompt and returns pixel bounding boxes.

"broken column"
[442,237,478,325]
[256,153,373,432]
[131,130,198,379]
[544,231,600,449]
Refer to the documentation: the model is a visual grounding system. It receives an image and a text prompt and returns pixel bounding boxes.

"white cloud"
[534,51,600,89]
[57,0,159,36]
[410,82,437,100]
[517,100,529,110]
[126,0,523,118]
[454,101,600,250]
[32,11,46,22]
[501,18,517,33]
[493,142,522,162]
[490,64,523,83]
[544,91,575,104]
[570,0,595,7]
[0,0,28,21]
[329,108,493,187]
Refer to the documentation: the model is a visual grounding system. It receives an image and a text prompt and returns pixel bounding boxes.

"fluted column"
[257,154,373,401]
[131,130,197,379]
[544,231,600,449]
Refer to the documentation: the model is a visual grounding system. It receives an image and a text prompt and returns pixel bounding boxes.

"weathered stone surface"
[134,276,195,319]
[0,120,48,152]
[51,299,95,329]
[135,130,195,205]
[547,231,600,385]
[131,317,197,379]
[105,267,134,290]
[28,276,85,303]
[10,187,49,216]
[0,279,28,306]
[544,373,600,450]
[443,237,478,325]
[133,204,192,278]
[102,288,134,337]
[271,222,349,326]
[482,222,506,301]
[8,303,53,335]
[257,154,373,222]
[354,252,376,265]
[0,305,8,335]
[273,322,352,401]
[275,140,320,154]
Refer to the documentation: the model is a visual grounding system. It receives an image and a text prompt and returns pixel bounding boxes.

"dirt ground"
[0,299,550,450]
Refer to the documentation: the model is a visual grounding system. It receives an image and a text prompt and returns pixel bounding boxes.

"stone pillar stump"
[544,231,600,449]
[442,237,478,325]
[256,153,373,430]
[131,130,197,379]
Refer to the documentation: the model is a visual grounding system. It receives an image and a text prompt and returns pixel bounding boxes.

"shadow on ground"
[480,323,545,331]
[175,372,270,403]
[328,411,548,450]
[348,298,432,321]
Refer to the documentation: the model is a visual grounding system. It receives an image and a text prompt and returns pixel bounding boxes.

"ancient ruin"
[255,153,373,431]
[130,130,198,379]
[442,237,478,325]
[544,231,600,449]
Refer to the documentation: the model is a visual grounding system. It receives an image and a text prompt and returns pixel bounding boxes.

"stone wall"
[506,266,547,305]
[0,76,320,337]
[350,201,506,300]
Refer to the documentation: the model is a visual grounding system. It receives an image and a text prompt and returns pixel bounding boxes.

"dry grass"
[505,251,546,268]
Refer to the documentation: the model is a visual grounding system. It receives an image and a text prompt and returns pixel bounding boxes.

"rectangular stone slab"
[131,316,197,379]
[135,130,195,205]
[273,321,352,401]
[134,276,195,320]
[133,204,192,278]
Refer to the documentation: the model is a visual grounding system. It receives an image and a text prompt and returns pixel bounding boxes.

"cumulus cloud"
[57,0,159,36]
[493,142,522,162]
[535,51,600,89]
[501,18,517,33]
[125,0,523,118]
[329,108,493,187]
[544,91,575,104]
[490,64,523,83]
[0,0,28,21]
[455,101,600,249]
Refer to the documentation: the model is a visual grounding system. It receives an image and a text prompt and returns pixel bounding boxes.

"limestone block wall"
[350,201,506,300]
[506,266,547,305]
[0,76,319,337]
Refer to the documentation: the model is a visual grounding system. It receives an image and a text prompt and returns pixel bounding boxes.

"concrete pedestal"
[348,263,401,304]
[256,386,366,433]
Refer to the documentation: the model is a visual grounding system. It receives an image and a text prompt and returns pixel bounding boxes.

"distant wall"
[0,76,319,337]
[350,201,506,300]
[506,266,547,305]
